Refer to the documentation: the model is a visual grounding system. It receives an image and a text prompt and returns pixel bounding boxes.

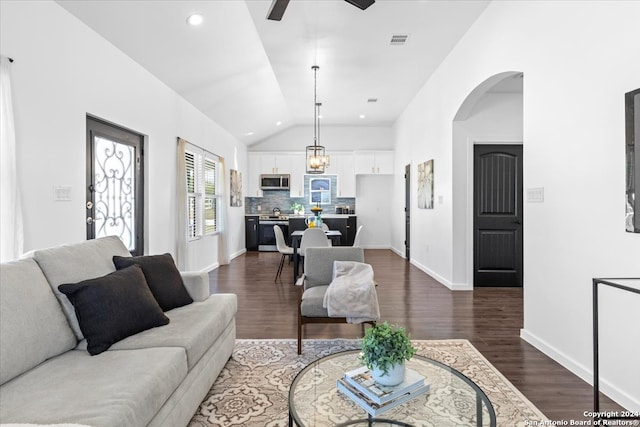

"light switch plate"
[527,187,544,203]
[53,186,72,201]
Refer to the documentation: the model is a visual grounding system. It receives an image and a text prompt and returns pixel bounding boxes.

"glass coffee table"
[289,350,496,427]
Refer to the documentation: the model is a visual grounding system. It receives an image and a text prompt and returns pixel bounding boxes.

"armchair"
[295,246,377,354]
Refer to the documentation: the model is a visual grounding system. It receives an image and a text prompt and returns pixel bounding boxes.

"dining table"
[290,229,342,283]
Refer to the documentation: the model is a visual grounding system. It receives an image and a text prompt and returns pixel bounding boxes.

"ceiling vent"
[390,34,409,46]
[367,98,378,103]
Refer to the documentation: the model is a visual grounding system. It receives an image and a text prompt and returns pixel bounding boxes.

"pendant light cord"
[312,65,319,149]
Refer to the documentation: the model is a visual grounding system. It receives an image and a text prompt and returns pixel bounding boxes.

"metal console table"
[592,277,640,423]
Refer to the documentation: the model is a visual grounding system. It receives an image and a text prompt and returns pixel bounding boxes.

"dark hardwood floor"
[209,249,623,423]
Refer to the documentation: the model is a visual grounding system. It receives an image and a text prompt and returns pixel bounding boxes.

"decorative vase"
[371,361,405,386]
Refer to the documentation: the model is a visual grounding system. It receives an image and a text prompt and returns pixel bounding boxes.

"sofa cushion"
[76,294,237,369]
[59,265,170,355]
[113,253,193,311]
[0,347,187,427]
[33,235,132,340]
[0,259,77,386]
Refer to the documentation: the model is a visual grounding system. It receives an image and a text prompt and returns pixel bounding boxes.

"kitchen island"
[245,214,357,251]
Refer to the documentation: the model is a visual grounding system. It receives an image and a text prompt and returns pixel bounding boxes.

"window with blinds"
[185,146,219,239]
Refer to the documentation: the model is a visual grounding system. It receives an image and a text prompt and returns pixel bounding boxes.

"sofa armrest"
[180,271,210,302]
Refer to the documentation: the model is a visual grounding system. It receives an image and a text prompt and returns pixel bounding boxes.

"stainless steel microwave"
[260,174,290,190]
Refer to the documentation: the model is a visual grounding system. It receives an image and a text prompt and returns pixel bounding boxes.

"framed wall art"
[230,169,242,207]
[417,159,434,209]
[626,88,639,233]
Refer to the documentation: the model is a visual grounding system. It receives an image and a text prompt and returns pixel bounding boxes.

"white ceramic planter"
[371,362,405,386]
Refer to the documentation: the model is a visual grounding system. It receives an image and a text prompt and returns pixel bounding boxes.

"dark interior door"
[405,164,411,260]
[473,145,523,287]
[86,116,144,255]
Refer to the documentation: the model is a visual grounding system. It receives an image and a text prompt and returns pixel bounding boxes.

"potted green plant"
[360,322,417,386]
[291,202,304,215]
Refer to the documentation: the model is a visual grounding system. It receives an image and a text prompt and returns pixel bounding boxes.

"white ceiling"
[57,0,491,145]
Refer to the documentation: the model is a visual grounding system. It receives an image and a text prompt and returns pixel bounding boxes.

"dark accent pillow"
[112,253,193,311]
[58,265,169,356]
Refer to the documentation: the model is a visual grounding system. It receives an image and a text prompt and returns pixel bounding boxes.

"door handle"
[513,220,522,225]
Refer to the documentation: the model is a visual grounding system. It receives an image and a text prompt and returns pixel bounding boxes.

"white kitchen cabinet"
[354,151,394,175]
[247,153,263,197]
[326,152,356,198]
[248,152,302,197]
[289,153,306,198]
[258,153,292,174]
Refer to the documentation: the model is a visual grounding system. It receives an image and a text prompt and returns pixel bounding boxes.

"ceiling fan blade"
[266,0,290,21]
[344,0,375,11]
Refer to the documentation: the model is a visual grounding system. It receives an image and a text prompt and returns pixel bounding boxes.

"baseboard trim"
[230,248,246,260]
[410,259,467,290]
[520,328,640,411]
[390,246,405,258]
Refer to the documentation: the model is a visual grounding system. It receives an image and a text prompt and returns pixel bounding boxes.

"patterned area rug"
[189,339,547,427]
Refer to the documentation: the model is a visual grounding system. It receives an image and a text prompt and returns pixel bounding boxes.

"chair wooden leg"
[297,290,303,354]
[275,254,285,282]
[297,317,303,355]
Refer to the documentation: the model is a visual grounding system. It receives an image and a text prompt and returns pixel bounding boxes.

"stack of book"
[336,366,430,417]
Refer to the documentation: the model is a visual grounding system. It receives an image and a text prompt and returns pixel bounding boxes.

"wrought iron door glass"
[93,136,136,250]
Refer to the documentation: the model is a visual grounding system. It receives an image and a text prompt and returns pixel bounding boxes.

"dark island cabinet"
[288,218,307,238]
[245,216,259,251]
[288,216,357,246]
[346,216,357,246]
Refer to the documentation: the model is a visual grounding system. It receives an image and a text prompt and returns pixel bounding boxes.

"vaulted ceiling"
[57,0,491,145]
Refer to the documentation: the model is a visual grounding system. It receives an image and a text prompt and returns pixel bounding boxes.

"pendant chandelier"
[306,65,326,174]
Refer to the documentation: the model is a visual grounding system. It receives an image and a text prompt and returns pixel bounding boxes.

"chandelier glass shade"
[306,65,326,174]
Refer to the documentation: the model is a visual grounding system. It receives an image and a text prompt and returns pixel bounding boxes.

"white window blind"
[184,145,219,240]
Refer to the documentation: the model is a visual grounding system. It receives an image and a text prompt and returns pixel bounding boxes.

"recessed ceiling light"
[318,115,323,119]
[245,132,254,136]
[186,14,203,26]
[276,121,282,126]
[359,114,366,119]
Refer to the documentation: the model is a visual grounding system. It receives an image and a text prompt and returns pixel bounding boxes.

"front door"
[473,145,523,287]
[86,116,144,255]
[405,164,411,260]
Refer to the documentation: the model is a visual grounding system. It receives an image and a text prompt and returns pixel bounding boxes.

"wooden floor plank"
[209,249,623,423]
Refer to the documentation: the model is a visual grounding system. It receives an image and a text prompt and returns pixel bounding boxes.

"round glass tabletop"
[288,350,496,427]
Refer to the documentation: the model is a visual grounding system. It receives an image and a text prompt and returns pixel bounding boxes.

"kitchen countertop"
[244,214,355,218]
[287,214,354,219]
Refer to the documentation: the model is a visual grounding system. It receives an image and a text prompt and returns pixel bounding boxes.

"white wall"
[355,175,393,249]
[452,92,524,287]
[0,1,247,271]
[249,125,393,152]
[392,0,640,410]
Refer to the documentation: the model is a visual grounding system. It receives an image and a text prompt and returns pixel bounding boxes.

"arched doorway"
[452,71,524,288]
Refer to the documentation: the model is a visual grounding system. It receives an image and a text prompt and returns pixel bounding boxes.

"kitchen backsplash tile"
[245,175,355,215]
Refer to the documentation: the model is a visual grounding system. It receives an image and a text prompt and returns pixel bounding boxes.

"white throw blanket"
[323,261,380,324]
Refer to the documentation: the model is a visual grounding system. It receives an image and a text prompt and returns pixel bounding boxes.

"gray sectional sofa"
[0,236,237,427]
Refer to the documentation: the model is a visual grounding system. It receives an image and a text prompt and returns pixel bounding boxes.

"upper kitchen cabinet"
[248,153,297,197]
[325,152,356,198]
[354,151,395,175]
[258,153,293,174]
[289,153,305,198]
[247,153,263,197]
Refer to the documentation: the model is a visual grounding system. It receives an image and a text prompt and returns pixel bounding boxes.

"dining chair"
[352,225,364,247]
[298,228,331,272]
[274,225,294,282]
